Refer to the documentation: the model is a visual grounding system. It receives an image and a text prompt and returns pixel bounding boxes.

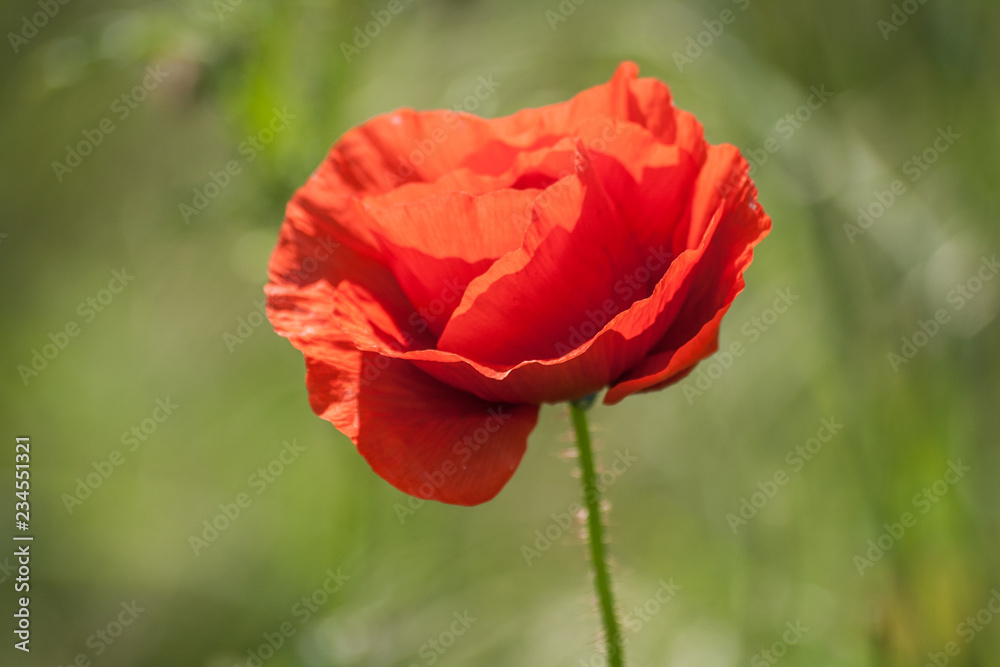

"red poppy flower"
[266,61,770,505]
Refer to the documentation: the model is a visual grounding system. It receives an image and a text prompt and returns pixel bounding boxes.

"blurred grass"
[1,0,999,665]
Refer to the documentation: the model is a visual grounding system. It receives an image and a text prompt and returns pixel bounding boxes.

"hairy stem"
[569,398,624,667]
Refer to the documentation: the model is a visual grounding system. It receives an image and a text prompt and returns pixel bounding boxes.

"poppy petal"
[604,146,772,404]
[306,353,539,505]
[362,188,544,335]
[435,122,699,366]
[267,217,539,506]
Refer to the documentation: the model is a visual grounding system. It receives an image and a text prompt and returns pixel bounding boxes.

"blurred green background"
[2,0,999,665]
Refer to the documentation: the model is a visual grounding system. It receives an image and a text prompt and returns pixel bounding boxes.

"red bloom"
[266,61,770,505]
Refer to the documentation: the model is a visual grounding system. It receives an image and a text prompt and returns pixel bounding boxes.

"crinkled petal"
[605,145,772,404]
[362,188,544,335]
[305,353,538,505]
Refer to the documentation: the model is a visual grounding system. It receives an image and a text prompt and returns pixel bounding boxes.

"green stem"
[569,399,624,667]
